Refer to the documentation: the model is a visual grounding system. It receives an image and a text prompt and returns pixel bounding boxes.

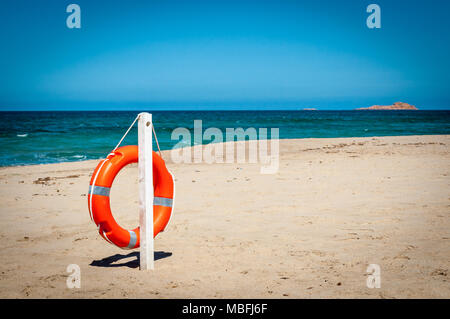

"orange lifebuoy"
[88,145,174,249]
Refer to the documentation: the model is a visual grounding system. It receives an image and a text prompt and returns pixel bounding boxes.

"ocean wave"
[17,134,28,137]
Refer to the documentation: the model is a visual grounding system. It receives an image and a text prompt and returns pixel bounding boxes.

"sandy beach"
[0,135,448,298]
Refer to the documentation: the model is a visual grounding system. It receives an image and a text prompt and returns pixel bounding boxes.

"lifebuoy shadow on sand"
[90,251,172,268]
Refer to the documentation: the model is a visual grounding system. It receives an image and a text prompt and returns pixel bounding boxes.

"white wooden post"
[138,112,154,270]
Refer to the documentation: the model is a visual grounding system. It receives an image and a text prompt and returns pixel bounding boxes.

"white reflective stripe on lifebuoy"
[88,185,111,197]
[127,230,137,249]
[154,196,173,207]
[89,158,109,221]
[89,187,171,209]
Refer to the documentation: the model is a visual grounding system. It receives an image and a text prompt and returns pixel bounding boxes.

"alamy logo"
[366,4,381,29]
[66,264,81,289]
[66,4,81,29]
[170,120,280,174]
[366,264,381,288]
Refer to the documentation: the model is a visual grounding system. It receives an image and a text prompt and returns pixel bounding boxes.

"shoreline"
[1,134,449,170]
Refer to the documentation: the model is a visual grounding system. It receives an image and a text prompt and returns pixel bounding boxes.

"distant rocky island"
[303,108,317,111]
[356,102,418,110]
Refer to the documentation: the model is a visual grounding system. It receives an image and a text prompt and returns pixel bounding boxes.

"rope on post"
[152,123,162,158]
[112,115,140,152]
[111,114,163,158]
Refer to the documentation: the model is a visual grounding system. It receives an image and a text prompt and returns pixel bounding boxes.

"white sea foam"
[17,134,28,137]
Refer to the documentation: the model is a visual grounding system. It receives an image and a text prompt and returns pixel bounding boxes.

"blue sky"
[0,0,449,110]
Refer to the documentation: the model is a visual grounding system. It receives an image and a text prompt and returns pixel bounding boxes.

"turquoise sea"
[0,110,449,167]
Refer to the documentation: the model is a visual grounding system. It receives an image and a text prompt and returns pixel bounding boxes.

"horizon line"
[1,108,450,112]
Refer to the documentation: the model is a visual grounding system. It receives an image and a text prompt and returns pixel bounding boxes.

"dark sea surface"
[0,110,449,166]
